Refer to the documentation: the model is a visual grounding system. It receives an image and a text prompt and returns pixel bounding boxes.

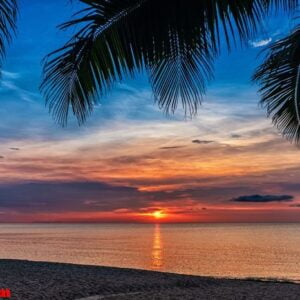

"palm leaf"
[253,24,300,143]
[0,0,17,66]
[41,0,297,125]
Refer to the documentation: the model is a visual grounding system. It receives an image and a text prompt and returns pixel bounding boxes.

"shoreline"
[1,259,299,299]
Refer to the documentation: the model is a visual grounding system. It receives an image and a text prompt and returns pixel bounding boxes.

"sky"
[0,0,299,223]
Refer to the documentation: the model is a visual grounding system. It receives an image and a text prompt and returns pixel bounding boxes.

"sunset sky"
[0,1,299,223]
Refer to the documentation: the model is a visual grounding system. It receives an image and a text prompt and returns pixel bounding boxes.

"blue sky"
[0,1,299,222]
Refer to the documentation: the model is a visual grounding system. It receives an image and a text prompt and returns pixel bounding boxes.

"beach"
[1,260,299,300]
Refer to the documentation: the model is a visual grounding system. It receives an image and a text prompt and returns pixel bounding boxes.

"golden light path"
[151,224,163,269]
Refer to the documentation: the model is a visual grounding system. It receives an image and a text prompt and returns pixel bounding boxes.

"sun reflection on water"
[151,224,163,269]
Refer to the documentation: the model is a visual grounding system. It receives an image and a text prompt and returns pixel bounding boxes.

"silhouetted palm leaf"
[0,0,17,67]
[41,0,297,125]
[254,24,300,143]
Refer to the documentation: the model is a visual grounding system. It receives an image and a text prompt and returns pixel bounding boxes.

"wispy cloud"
[250,38,272,47]
[159,146,185,150]
[0,80,37,103]
[192,140,214,144]
[290,204,300,208]
[2,70,21,79]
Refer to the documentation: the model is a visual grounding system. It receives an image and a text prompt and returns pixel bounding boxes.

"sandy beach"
[0,260,299,299]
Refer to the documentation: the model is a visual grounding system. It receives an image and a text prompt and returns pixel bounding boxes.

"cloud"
[232,194,294,203]
[0,156,4,159]
[230,134,242,139]
[290,204,300,208]
[0,80,38,103]
[9,148,20,151]
[0,181,146,213]
[0,181,261,215]
[0,179,298,222]
[250,38,272,47]
[159,146,184,150]
[2,71,21,79]
[192,140,214,144]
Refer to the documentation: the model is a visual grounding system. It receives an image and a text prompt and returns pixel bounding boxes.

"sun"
[152,211,165,219]
[139,210,167,221]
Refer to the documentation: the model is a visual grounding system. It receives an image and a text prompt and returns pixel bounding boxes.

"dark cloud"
[290,204,300,208]
[0,180,296,220]
[149,185,258,203]
[232,194,294,203]
[0,181,147,213]
[0,156,4,159]
[159,146,184,150]
[166,208,208,215]
[107,155,155,164]
[274,182,300,193]
[192,140,214,144]
[9,147,20,151]
[230,134,242,139]
[0,181,227,215]
[0,180,256,216]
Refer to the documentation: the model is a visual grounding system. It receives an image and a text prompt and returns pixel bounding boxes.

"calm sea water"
[0,223,299,281]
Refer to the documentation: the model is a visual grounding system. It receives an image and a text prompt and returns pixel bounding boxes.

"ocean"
[0,223,299,282]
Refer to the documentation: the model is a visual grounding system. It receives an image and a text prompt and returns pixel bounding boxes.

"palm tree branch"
[0,0,17,61]
[41,1,146,125]
[41,0,298,125]
[253,24,300,143]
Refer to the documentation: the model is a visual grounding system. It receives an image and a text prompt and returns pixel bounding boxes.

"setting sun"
[152,211,165,219]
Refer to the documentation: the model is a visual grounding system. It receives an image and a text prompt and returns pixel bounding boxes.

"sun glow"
[152,211,165,219]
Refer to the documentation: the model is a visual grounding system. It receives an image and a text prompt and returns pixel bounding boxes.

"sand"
[0,260,299,299]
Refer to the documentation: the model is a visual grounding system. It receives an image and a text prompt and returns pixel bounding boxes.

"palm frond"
[253,24,300,143]
[41,0,297,125]
[0,0,17,64]
[149,39,214,116]
[41,1,144,125]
